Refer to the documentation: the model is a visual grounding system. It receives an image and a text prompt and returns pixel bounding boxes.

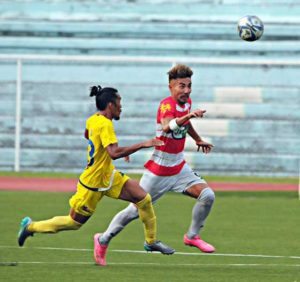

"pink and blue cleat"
[93,233,108,266]
[183,234,215,253]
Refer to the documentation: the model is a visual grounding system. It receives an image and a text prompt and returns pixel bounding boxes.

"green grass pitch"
[0,190,299,282]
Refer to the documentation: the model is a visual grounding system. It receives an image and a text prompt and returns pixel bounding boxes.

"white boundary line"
[0,261,299,267]
[113,249,300,260]
[1,245,299,260]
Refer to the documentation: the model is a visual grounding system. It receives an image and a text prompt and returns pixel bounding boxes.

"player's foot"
[144,240,175,255]
[94,233,108,266]
[183,234,215,253]
[18,217,33,247]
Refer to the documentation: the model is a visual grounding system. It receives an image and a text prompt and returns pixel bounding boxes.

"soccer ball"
[237,15,264,41]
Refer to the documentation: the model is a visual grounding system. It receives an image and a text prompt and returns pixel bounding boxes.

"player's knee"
[67,216,82,230]
[136,193,152,209]
[144,193,152,205]
[71,222,82,230]
[143,193,152,204]
[198,187,215,205]
[136,193,155,222]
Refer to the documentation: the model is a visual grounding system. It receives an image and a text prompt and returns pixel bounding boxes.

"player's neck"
[170,95,185,107]
[98,110,113,120]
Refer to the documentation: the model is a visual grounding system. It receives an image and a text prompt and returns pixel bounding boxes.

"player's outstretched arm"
[161,109,206,133]
[106,139,164,160]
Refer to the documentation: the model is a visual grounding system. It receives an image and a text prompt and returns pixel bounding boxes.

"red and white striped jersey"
[144,96,192,176]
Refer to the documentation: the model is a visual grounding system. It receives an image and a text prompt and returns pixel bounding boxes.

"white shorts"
[140,163,207,203]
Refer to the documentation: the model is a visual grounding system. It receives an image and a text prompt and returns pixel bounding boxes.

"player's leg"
[184,184,215,252]
[93,203,139,266]
[171,164,216,252]
[29,214,82,233]
[100,203,139,245]
[18,213,85,248]
[114,178,156,244]
[18,182,101,247]
[100,170,171,245]
[118,178,174,254]
[93,171,174,266]
[18,214,82,247]
[93,172,134,266]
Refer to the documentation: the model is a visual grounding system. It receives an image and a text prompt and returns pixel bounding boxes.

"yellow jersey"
[79,113,117,189]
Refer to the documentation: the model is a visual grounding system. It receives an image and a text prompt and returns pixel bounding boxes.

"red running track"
[0,177,297,192]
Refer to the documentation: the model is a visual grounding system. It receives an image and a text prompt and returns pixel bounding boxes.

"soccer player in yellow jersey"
[18,85,174,266]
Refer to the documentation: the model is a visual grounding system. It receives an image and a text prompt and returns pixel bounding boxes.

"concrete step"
[1,148,298,177]
[1,100,299,121]
[0,1,299,22]
[1,133,299,155]
[1,36,300,57]
[0,116,299,138]
[1,82,299,104]
[1,20,300,40]
[0,62,300,87]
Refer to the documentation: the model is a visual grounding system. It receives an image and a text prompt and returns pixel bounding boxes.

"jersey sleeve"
[100,121,118,148]
[158,101,176,119]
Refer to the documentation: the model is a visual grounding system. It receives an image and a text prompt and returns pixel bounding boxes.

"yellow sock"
[28,215,81,233]
[136,194,156,244]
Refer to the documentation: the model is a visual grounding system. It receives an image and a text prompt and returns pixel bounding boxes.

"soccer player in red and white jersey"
[98,64,216,257]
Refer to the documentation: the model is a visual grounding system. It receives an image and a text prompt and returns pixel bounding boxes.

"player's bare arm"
[106,139,164,160]
[160,109,206,133]
[187,123,214,154]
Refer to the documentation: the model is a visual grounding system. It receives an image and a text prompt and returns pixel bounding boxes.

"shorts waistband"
[79,170,116,192]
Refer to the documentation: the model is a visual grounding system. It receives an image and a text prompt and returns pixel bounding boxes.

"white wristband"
[169,119,180,131]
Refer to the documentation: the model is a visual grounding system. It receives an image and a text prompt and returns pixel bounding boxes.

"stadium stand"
[0,0,299,176]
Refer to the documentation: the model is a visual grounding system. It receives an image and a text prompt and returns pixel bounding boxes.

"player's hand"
[196,140,214,154]
[189,109,206,119]
[143,138,165,148]
[124,156,130,162]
